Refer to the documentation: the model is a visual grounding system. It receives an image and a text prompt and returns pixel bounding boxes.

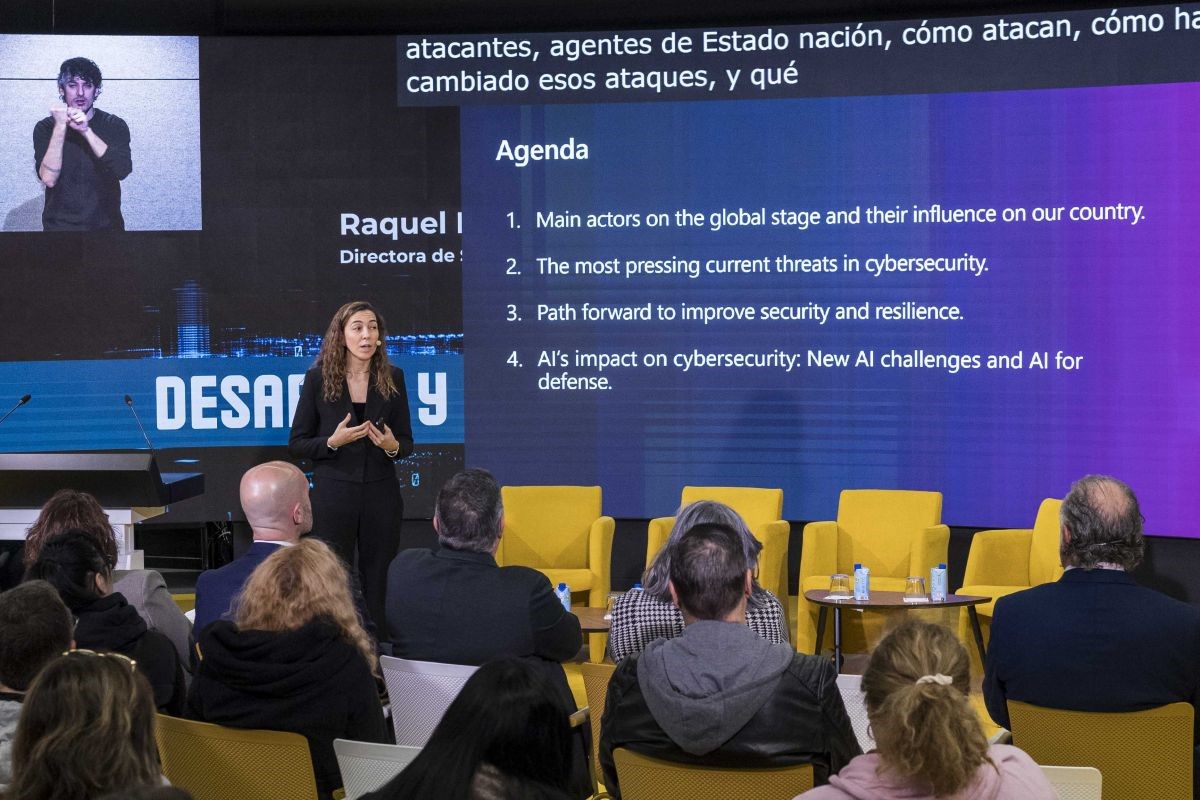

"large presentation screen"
[0,5,1198,533]
[404,4,1200,532]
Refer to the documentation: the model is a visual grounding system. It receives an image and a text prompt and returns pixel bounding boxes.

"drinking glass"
[827,573,852,600]
[604,591,622,620]
[903,576,928,602]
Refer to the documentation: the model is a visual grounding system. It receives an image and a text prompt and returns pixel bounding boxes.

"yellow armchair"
[1008,700,1193,800]
[797,489,949,654]
[646,486,791,604]
[957,498,1063,670]
[497,485,616,661]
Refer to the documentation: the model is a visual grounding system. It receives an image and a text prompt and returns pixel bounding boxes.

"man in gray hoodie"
[599,523,859,797]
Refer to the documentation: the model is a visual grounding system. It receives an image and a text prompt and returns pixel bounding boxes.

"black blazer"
[289,366,414,483]
[385,547,582,666]
[384,546,591,799]
[984,568,1200,731]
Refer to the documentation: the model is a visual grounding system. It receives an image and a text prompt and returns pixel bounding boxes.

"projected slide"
[400,4,1200,532]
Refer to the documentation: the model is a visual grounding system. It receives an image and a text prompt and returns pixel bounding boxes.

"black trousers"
[310,475,402,634]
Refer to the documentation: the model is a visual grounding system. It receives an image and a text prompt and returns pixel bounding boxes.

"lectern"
[0,453,204,569]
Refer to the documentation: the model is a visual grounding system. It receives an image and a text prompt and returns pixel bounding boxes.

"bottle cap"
[939,563,946,569]
[633,583,642,590]
[557,582,567,591]
[854,563,862,570]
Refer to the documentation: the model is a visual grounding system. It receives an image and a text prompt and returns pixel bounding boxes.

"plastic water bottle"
[930,563,948,602]
[555,582,572,612]
[853,564,870,601]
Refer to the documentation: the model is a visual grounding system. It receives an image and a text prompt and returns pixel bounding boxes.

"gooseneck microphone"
[124,394,156,451]
[0,394,31,427]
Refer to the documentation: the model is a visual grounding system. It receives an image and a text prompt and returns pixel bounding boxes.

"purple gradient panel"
[461,83,1200,533]
[918,83,1200,532]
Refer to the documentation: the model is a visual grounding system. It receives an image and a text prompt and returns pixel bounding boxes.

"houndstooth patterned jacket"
[607,586,788,662]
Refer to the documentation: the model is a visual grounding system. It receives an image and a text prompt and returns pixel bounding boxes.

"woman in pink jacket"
[797,620,1055,800]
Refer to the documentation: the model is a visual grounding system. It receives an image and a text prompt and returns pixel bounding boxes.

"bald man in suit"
[193,461,312,632]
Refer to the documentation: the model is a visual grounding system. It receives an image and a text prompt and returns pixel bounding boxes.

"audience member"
[6,649,161,800]
[26,530,184,714]
[600,523,859,798]
[23,489,193,674]
[984,475,1200,731]
[193,461,311,632]
[362,657,574,800]
[797,620,1055,799]
[384,468,589,797]
[608,500,787,661]
[187,538,386,799]
[0,581,74,790]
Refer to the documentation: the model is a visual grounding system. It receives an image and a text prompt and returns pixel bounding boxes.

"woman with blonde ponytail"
[796,621,1055,800]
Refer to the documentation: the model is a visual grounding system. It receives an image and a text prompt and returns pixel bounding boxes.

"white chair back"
[836,673,874,752]
[333,739,422,799]
[1040,765,1102,800]
[380,655,478,746]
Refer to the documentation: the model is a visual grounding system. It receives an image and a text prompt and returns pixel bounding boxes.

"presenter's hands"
[366,421,400,454]
[66,108,90,133]
[50,105,70,127]
[327,412,370,449]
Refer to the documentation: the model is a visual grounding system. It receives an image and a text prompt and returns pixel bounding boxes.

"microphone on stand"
[123,394,156,451]
[0,394,31,427]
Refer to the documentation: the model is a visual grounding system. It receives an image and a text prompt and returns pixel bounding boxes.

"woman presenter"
[289,300,413,631]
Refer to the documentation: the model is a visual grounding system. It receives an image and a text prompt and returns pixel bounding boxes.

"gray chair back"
[380,655,478,746]
[835,673,875,752]
[333,739,422,799]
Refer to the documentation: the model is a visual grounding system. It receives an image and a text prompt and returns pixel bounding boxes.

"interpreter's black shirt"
[33,108,133,231]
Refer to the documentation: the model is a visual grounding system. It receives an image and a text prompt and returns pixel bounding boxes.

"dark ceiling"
[0,0,1169,35]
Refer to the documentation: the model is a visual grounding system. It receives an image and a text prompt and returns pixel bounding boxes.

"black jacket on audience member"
[187,617,387,799]
[984,568,1200,732]
[73,591,185,715]
[385,547,582,666]
[600,621,860,798]
[384,546,589,798]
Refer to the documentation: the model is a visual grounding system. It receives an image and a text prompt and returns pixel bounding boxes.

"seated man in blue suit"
[985,474,1200,731]
[193,461,310,632]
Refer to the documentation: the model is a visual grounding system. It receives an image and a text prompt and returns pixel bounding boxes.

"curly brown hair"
[861,621,994,797]
[234,538,376,672]
[23,489,118,570]
[316,300,398,404]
